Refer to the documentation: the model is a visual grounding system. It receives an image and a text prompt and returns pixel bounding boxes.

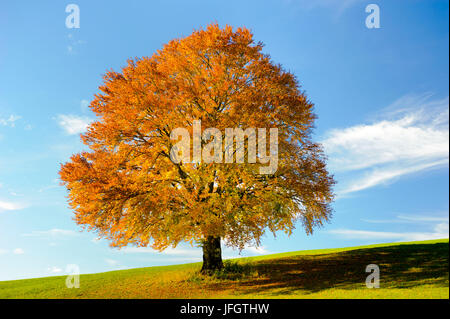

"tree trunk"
[201,236,223,274]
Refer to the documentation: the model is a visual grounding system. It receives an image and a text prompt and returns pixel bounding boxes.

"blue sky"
[0,0,448,280]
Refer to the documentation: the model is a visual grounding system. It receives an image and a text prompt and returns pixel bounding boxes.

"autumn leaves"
[169,120,279,174]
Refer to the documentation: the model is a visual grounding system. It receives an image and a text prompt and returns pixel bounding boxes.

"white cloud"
[13,248,24,255]
[115,246,203,263]
[0,200,26,212]
[328,229,448,242]
[322,94,449,196]
[104,258,128,270]
[362,213,449,224]
[22,228,78,237]
[397,214,449,223]
[1,248,28,255]
[105,258,119,266]
[57,114,92,135]
[329,213,449,242]
[0,114,21,127]
[47,266,62,273]
[118,246,200,257]
[338,159,448,195]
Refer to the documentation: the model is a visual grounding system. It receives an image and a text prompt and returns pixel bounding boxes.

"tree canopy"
[59,24,334,270]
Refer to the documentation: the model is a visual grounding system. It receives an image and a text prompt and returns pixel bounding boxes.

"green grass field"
[0,239,448,299]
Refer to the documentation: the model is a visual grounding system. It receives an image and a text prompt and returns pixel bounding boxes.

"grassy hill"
[0,239,448,299]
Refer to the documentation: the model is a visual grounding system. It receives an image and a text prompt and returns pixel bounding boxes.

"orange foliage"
[59,24,335,252]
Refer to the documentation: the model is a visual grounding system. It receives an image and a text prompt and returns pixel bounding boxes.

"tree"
[59,24,335,273]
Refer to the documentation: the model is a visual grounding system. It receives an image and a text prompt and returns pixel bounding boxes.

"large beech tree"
[59,24,335,273]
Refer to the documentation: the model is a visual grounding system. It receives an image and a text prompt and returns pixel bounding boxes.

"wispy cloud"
[0,114,21,127]
[105,258,119,266]
[13,248,24,255]
[338,159,448,195]
[22,228,79,237]
[66,33,86,55]
[329,213,449,242]
[57,114,92,135]
[362,213,449,224]
[322,94,449,196]
[398,214,449,222]
[0,200,26,212]
[115,246,203,263]
[328,227,448,242]
[117,246,200,257]
[0,248,26,255]
[47,266,62,273]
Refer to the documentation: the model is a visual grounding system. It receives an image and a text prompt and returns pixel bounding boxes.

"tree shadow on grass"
[210,243,449,296]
